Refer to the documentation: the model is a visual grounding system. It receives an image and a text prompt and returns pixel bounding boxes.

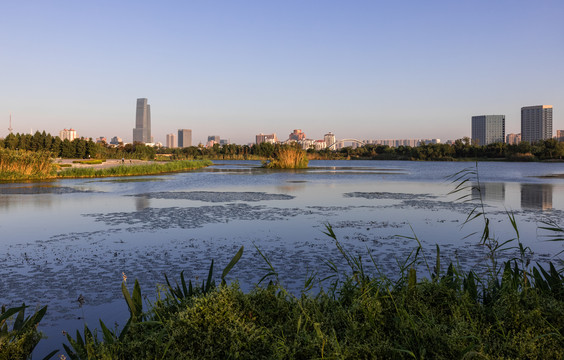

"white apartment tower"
[59,128,77,141]
[324,132,336,149]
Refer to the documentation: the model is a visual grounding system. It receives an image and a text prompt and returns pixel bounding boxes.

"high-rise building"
[133,98,151,143]
[556,130,564,142]
[521,105,553,143]
[256,133,277,145]
[471,115,505,146]
[324,132,336,149]
[59,128,77,141]
[178,129,192,147]
[506,133,521,145]
[166,133,176,148]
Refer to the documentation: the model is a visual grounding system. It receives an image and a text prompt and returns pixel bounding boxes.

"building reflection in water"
[135,195,151,211]
[521,184,553,210]
[471,182,505,203]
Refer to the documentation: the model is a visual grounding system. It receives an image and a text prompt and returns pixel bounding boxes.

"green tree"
[51,137,62,156]
[74,138,87,158]
[4,133,18,149]
[61,139,75,158]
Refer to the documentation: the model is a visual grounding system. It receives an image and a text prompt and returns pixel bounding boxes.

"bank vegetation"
[2,132,564,163]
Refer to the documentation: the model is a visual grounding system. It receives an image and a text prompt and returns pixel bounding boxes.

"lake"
[1,159,563,357]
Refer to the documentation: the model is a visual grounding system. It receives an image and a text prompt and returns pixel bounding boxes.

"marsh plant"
[0,149,56,180]
[263,145,309,169]
[0,304,57,360]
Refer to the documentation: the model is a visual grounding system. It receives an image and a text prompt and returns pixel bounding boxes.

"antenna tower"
[8,113,13,133]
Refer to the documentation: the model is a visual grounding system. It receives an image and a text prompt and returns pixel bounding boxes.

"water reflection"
[472,183,505,203]
[135,195,151,211]
[521,184,553,210]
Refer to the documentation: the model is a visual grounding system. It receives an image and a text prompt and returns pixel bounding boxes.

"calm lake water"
[1,160,563,357]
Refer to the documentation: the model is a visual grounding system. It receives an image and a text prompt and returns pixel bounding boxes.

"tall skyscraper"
[178,129,192,147]
[166,133,176,148]
[133,98,151,143]
[471,115,505,145]
[521,105,553,143]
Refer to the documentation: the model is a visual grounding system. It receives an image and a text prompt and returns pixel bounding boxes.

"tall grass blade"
[221,245,244,284]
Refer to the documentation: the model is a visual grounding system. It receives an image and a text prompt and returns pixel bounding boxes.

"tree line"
[333,137,564,161]
[2,132,563,161]
[0,132,156,159]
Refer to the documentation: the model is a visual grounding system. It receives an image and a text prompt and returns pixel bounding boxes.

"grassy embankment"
[263,146,309,169]
[0,149,212,180]
[57,159,213,178]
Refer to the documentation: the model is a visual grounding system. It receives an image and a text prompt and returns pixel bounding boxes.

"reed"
[0,149,56,180]
[264,145,308,169]
[57,159,212,178]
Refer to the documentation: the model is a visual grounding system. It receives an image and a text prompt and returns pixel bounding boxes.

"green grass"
[71,159,105,165]
[57,160,212,178]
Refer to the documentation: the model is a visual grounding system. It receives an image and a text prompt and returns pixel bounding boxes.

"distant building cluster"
[365,139,441,147]
[38,99,561,150]
[471,105,554,146]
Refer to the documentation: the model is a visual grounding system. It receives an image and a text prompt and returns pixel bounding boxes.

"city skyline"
[1,1,563,144]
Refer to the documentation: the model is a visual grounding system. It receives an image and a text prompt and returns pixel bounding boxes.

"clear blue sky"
[1,0,563,145]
